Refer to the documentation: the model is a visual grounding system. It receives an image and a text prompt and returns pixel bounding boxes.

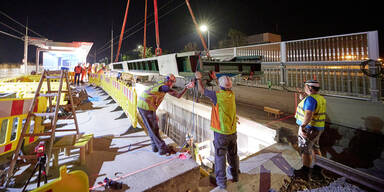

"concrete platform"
[6,85,199,191]
[197,143,301,192]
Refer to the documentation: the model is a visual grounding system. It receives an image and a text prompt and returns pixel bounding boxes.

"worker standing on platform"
[81,63,87,83]
[87,63,92,82]
[294,80,326,180]
[74,63,82,86]
[195,72,239,189]
[137,74,194,155]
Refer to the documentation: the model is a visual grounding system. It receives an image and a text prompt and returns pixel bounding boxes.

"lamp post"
[199,25,210,50]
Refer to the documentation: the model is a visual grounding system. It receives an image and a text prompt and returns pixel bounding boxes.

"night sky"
[0,0,383,63]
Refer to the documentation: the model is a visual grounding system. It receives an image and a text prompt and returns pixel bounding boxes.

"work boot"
[311,165,325,181]
[293,166,310,180]
[152,145,158,153]
[159,146,170,155]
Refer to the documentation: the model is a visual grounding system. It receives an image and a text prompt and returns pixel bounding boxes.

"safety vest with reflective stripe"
[137,81,166,111]
[295,94,326,129]
[210,90,237,135]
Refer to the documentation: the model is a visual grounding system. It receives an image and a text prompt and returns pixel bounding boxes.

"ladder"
[6,69,80,182]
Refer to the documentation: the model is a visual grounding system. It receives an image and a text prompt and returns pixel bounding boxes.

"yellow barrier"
[89,73,138,128]
[0,97,47,156]
[31,166,89,192]
[0,82,67,105]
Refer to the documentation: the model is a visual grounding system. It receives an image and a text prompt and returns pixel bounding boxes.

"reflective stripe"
[210,90,237,135]
[137,82,166,111]
[295,94,326,128]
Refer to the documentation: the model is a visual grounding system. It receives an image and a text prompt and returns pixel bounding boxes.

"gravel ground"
[298,177,366,192]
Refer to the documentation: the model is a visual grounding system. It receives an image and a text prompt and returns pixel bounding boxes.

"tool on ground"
[104,177,123,190]
[6,69,80,185]
[22,141,47,192]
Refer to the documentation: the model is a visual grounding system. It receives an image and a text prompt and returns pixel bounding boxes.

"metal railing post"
[367,31,380,102]
[279,42,287,86]
[368,60,380,102]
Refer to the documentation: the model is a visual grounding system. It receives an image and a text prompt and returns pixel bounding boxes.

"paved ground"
[6,85,199,191]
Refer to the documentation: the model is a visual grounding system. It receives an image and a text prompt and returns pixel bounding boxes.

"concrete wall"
[232,85,384,135]
[158,94,277,159]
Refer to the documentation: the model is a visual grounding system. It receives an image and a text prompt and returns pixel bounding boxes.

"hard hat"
[165,74,176,83]
[219,76,232,89]
[304,80,320,88]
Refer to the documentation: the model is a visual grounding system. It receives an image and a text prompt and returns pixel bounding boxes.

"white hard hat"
[218,76,232,89]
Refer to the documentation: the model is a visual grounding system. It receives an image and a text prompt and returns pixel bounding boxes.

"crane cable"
[185,0,209,57]
[142,0,148,58]
[96,0,186,56]
[96,0,180,55]
[153,0,162,56]
[114,0,131,62]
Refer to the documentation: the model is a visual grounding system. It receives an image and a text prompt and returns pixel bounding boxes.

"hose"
[360,60,384,78]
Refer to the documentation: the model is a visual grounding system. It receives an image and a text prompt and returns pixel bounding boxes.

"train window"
[10,117,19,141]
[153,61,159,71]
[114,64,123,69]
[0,119,8,144]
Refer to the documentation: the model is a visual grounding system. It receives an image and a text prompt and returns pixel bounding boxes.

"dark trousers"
[74,73,81,85]
[138,108,167,152]
[214,131,239,188]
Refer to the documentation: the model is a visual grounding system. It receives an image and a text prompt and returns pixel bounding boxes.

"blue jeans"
[138,108,167,153]
[214,131,239,188]
[74,73,81,85]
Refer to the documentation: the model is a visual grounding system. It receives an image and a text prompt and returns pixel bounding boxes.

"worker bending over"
[195,72,239,189]
[294,80,326,180]
[137,74,194,155]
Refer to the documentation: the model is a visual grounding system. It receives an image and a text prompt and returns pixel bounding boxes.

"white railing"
[209,31,379,63]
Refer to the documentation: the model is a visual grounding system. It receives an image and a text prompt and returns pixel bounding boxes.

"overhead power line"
[0,21,24,36]
[0,10,46,38]
[0,29,23,40]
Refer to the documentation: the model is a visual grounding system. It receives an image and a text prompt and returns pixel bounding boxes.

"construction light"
[199,25,208,32]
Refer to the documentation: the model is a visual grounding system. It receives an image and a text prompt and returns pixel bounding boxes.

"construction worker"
[195,72,239,189]
[137,74,194,155]
[74,63,82,86]
[81,63,87,83]
[294,80,326,180]
[87,63,92,81]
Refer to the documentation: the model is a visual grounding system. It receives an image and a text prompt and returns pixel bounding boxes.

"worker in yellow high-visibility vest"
[137,74,194,155]
[195,71,240,190]
[294,80,326,180]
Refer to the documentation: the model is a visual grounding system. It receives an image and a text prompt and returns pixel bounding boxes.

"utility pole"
[23,17,28,74]
[111,26,113,64]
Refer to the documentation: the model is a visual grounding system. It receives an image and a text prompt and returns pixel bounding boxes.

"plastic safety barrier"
[89,73,137,128]
[31,165,89,192]
[0,97,47,156]
[0,82,67,105]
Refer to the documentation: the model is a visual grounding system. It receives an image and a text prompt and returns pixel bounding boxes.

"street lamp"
[199,25,210,50]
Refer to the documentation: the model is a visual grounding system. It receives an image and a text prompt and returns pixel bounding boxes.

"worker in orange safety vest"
[74,63,82,86]
[195,71,240,190]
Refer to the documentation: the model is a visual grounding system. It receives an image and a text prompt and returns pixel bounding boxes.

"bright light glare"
[200,25,208,32]
[137,45,142,49]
